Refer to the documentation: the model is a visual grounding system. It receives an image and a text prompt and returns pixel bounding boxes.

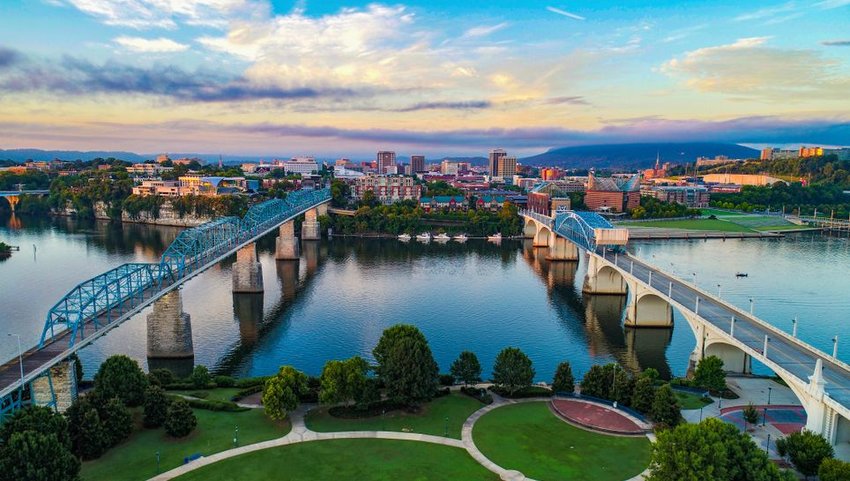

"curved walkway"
[150,396,650,481]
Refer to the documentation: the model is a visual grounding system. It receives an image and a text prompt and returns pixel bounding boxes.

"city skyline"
[0,0,849,156]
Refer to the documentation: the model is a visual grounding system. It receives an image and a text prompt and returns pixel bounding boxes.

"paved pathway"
[150,395,651,481]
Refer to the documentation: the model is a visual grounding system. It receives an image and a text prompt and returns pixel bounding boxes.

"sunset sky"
[0,0,848,157]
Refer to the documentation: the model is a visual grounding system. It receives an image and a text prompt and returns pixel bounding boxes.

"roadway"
[599,250,850,414]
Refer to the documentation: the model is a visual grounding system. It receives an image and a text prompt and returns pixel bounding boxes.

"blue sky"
[0,0,848,157]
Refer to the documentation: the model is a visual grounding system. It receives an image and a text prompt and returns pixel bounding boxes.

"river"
[1,213,848,381]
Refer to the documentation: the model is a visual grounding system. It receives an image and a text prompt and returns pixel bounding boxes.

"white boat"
[453,234,468,242]
[416,232,432,241]
[434,233,451,242]
[397,233,411,241]
[487,233,502,242]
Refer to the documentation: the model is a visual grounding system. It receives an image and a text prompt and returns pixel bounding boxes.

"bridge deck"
[602,251,850,413]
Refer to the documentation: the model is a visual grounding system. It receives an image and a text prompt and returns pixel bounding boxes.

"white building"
[283,157,319,176]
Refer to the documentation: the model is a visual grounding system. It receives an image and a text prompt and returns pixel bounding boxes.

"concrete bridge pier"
[233,243,264,293]
[4,195,19,213]
[301,203,327,241]
[582,254,628,295]
[31,358,77,413]
[147,289,194,360]
[624,283,674,328]
[546,236,579,261]
[275,220,300,260]
[234,293,264,346]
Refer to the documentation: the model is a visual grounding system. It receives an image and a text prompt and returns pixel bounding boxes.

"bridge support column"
[233,243,264,293]
[624,284,673,328]
[31,359,77,413]
[234,293,264,346]
[5,195,19,213]
[302,207,321,241]
[147,289,194,360]
[582,254,628,294]
[546,236,579,261]
[523,219,537,239]
[275,220,300,260]
[532,224,550,247]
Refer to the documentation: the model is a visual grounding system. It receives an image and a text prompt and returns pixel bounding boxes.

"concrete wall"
[31,360,77,413]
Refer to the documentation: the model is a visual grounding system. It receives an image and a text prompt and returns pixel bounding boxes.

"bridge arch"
[583,262,628,295]
[626,292,672,328]
[704,339,752,374]
[533,225,552,248]
[523,217,537,238]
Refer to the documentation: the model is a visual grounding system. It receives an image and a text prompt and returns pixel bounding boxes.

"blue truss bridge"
[0,188,330,417]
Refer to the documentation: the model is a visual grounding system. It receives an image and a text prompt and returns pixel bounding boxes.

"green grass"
[172,388,242,402]
[700,208,745,217]
[675,391,714,410]
[82,408,289,481]
[753,224,816,232]
[305,392,483,439]
[472,402,650,481]
[173,439,498,481]
[622,218,753,232]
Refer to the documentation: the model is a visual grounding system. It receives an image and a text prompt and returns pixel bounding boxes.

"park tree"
[632,376,656,414]
[612,369,635,406]
[0,431,81,481]
[164,399,197,438]
[0,405,71,448]
[93,355,148,406]
[143,385,170,428]
[580,364,615,399]
[775,430,835,478]
[819,459,850,481]
[742,403,760,429]
[693,356,726,393]
[373,324,439,405]
[450,351,482,386]
[492,347,535,396]
[551,361,575,394]
[65,398,109,460]
[319,356,370,406]
[648,418,793,481]
[147,368,175,387]
[190,365,211,388]
[651,384,682,428]
[100,397,132,447]
[262,365,309,420]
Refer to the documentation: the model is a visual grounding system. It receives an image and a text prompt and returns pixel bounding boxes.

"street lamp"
[7,333,24,388]
[762,407,768,427]
[792,317,798,338]
[233,425,239,447]
[156,451,161,474]
[833,336,839,358]
[768,387,772,405]
[749,298,754,315]
[717,284,722,298]
[444,417,449,437]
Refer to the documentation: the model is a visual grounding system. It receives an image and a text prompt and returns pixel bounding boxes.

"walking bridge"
[522,209,850,449]
[0,188,330,417]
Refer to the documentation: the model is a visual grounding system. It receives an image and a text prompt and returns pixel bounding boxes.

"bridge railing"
[40,188,330,348]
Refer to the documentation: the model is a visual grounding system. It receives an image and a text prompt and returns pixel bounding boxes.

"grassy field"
[172,388,243,402]
[753,224,817,232]
[622,218,753,232]
[82,408,289,481]
[700,208,745,217]
[472,402,650,481]
[675,391,714,410]
[173,439,499,481]
[306,392,483,439]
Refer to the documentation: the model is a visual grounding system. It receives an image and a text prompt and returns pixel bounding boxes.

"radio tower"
[218,154,223,169]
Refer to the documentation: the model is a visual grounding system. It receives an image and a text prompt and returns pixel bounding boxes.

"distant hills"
[519,143,760,169]
[0,149,266,164]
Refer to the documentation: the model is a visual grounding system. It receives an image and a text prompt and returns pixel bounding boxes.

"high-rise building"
[496,156,517,179]
[488,149,506,176]
[377,151,396,174]
[410,155,425,173]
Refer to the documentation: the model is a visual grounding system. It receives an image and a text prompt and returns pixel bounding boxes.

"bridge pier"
[301,204,327,241]
[532,224,551,247]
[624,287,673,328]
[4,195,19,213]
[582,254,628,294]
[31,359,77,413]
[234,293,264,346]
[147,289,194,361]
[546,236,579,261]
[275,220,300,260]
[233,243,264,293]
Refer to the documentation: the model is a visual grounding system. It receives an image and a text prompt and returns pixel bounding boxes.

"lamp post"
[766,433,771,455]
[156,451,161,474]
[762,407,767,427]
[749,298,754,315]
[717,284,722,298]
[233,425,239,447]
[7,333,24,388]
[792,316,798,338]
[768,387,772,405]
[444,417,449,437]
[834,336,839,358]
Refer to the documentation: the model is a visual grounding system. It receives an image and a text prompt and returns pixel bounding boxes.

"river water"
[1,213,848,381]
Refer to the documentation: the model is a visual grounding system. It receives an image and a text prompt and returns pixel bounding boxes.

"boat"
[736,272,748,278]
[397,233,411,241]
[453,234,468,242]
[487,233,502,242]
[434,233,450,242]
[416,232,432,241]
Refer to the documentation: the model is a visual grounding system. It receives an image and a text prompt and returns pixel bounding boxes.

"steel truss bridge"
[0,188,330,418]
[521,209,621,251]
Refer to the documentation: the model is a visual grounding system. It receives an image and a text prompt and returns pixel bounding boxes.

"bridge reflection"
[521,242,673,379]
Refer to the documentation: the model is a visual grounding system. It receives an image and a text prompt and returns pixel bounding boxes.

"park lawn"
[82,408,289,481]
[622,218,753,232]
[753,224,816,232]
[173,439,498,481]
[171,387,243,402]
[473,402,650,481]
[675,391,714,410]
[700,208,745,217]
[305,392,483,439]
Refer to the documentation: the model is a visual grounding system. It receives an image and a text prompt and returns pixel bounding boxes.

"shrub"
[450,351,482,386]
[234,384,264,400]
[742,403,760,427]
[65,398,109,460]
[100,397,132,447]
[492,347,534,396]
[164,399,197,438]
[143,386,170,428]
[439,374,455,386]
[775,430,834,477]
[94,355,148,407]
[148,368,175,387]
[0,430,81,481]
[651,384,681,428]
[632,376,656,414]
[190,365,212,388]
[819,458,850,481]
[552,361,575,394]
[460,386,493,404]
[490,385,552,399]
[693,356,726,393]
[235,376,271,388]
[580,364,615,399]
[176,397,248,412]
[0,405,71,449]
[214,375,236,387]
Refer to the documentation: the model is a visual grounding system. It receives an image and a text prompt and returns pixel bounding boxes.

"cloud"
[56,0,266,29]
[734,2,800,23]
[662,37,850,101]
[462,22,509,38]
[393,100,492,112]
[113,36,190,53]
[544,96,588,106]
[822,39,850,46]
[0,47,19,68]
[545,6,585,21]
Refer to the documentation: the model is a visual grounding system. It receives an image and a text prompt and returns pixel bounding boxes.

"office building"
[410,155,425,173]
[377,151,396,175]
[488,149,506,176]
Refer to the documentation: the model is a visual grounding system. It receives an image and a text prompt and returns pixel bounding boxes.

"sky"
[0,0,848,158]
